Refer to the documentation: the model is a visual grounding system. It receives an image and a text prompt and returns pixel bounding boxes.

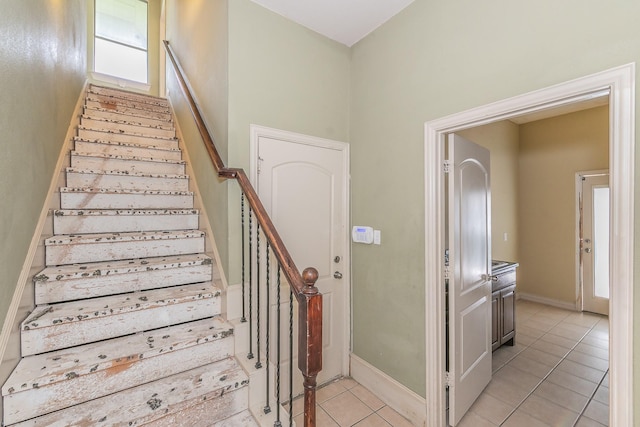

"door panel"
[448,133,492,426]
[257,135,347,394]
[580,172,609,315]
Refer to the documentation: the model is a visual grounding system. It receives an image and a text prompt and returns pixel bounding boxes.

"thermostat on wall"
[352,226,374,244]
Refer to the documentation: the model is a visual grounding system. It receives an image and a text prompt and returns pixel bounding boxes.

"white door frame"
[249,124,351,378]
[424,63,635,426]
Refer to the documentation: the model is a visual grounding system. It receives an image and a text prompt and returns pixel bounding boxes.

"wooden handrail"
[163,40,322,427]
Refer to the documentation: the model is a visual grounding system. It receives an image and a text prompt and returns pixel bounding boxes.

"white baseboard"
[517,292,578,311]
[350,354,425,426]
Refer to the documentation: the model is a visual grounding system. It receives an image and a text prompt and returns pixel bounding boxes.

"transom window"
[94,0,148,83]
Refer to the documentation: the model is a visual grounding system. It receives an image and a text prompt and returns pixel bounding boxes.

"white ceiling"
[250,0,415,47]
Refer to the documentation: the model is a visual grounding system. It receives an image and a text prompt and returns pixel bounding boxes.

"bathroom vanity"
[491,261,518,352]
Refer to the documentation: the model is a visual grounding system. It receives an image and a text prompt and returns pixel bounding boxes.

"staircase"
[1,85,257,426]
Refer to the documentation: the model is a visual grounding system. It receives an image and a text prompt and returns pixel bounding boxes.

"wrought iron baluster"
[264,242,272,414]
[255,223,262,369]
[274,265,282,427]
[241,193,246,323]
[247,207,254,360]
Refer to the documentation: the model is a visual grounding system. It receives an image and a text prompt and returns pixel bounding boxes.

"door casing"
[424,63,635,426]
[249,124,351,379]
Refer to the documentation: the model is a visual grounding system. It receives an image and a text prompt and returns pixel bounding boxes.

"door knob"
[334,271,343,279]
[584,247,592,253]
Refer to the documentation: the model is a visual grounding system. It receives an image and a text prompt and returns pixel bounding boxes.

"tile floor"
[291,377,415,426]
[459,300,609,426]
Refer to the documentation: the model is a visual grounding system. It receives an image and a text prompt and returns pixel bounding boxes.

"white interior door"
[580,172,610,315]
[447,133,492,426]
[255,131,348,395]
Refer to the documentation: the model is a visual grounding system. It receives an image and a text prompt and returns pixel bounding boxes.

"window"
[94,0,148,83]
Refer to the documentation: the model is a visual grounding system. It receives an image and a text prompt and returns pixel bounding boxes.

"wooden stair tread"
[70,150,186,165]
[53,208,198,218]
[7,358,248,427]
[81,114,175,131]
[84,105,172,125]
[89,85,171,106]
[73,136,180,152]
[3,317,232,396]
[213,410,259,426]
[60,187,192,196]
[44,230,204,246]
[65,167,188,180]
[23,282,219,330]
[86,94,171,115]
[77,125,177,142]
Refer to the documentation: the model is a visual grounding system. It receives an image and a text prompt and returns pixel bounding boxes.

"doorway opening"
[424,63,635,426]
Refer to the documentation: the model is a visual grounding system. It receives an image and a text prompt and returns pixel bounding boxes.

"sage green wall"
[165,0,230,275]
[0,0,86,335]
[350,0,640,398]
[225,0,350,284]
[457,121,520,262]
[518,106,609,304]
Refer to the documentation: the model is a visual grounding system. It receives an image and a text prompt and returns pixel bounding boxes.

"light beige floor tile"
[548,325,589,341]
[483,376,531,407]
[294,406,338,427]
[518,325,546,339]
[376,406,415,427]
[540,332,580,349]
[291,396,304,416]
[493,364,544,390]
[601,372,609,387]
[520,347,563,367]
[514,332,537,346]
[316,381,348,403]
[351,385,385,411]
[546,369,599,397]
[574,342,609,361]
[508,354,554,378]
[556,359,606,383]
[523,319,556,332]
[492,347,516,372]
[337,377,359,390]
[593,385,609,404]
[580,335,609,350]
[565,312,602,328]
[575,416,607,426]
[583,400,609,425]
[533,380,589,413]
[501,409,551,427]
[467,391,513,425]
[458,410,498,427]
[530,339,572,357]
[519,394,579,427]
[586,328,609,341]
[566,350,609,371]
[322,390,372,426]
[353,413,391,427]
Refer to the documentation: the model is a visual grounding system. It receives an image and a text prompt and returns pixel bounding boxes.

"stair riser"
[87,93,171,114]
[4,337,233,423]
[9,360,247,427]
[84,107,172,129]
[21,296,219,356]
[53,212,198,235]
[71,154,186,175]
[77,128,178,150]
[45,236,204,266]
[85,99,172,121]
[81,117,176,139]
[36,261,212,304]
[60,191,193,210]
[74,140,182,161]
[146,387,249,427]
[66,171,189,192]
[89,86,170,107]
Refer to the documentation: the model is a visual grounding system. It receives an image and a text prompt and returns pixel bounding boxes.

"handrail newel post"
[299,268,322,427]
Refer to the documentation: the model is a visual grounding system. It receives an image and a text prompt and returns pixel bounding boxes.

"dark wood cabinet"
[491,262,518,352]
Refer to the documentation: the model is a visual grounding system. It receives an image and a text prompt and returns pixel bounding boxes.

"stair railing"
[163,40,322,427]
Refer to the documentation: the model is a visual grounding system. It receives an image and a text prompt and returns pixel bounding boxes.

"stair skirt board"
[7,359,249,426]
[3,318,233,423]
[34,254,214,304]
[2,85,256,427]
[70,152,186,175]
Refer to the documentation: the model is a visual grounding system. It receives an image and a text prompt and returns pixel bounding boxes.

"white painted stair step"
[34,253,215,304]
[65,168,189,192]
[77,127,178,149]
[83,106,172,128]
[85,98,172,121]
[20,282,221,356]
[53,208,199,235]
[70,151,186,175]
[80,116,175,139]
[60,187,193,210]
[45,230,205,265]
[86,93,171,115]
[90,85,170,107]
[7,357,248,427]
[3,317,233,424]
[73,138,182,161]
